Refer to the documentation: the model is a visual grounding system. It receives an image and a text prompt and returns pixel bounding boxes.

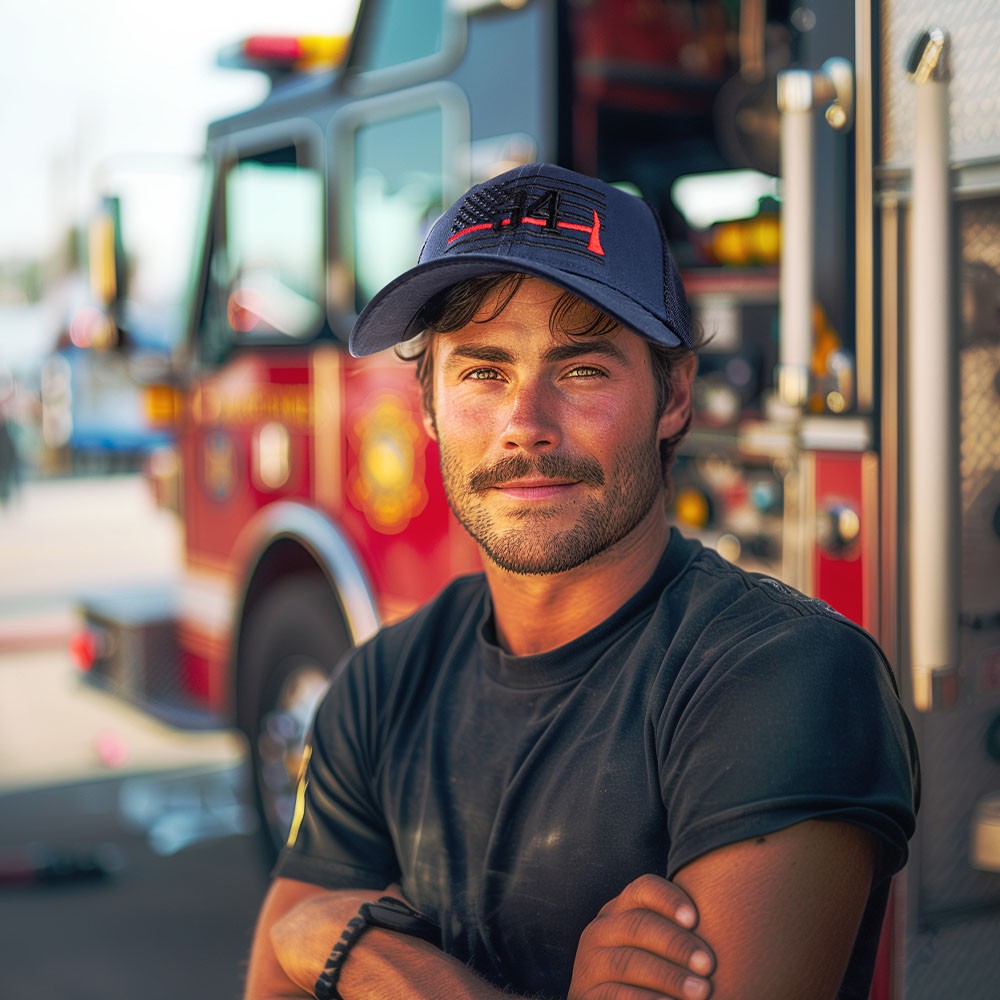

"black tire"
[239,576,350,864]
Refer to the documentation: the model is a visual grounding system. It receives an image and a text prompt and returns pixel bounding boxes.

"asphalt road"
[0,474,270,999]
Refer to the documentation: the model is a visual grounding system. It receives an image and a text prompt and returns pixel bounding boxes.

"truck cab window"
[350,0,451,73]
[200,147,324,365]
[350,107,447,311]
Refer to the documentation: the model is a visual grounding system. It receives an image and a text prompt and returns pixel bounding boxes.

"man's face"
[424,278,680,575]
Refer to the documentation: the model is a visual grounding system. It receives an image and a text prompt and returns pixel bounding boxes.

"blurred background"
[1,1,998,998]
[1,0,357,461]
[0,3,357,998]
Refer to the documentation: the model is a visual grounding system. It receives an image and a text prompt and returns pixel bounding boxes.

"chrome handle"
[905,29,958,712]
[776,59,853,409]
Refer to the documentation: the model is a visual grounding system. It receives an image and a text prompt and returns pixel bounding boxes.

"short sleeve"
[659,611,919,881]
[273,643,402,889]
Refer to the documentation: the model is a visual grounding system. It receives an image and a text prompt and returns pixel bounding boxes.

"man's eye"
[465,368,503,381]
[567,365,604,378]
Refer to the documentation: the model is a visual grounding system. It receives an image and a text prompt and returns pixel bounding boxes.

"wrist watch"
[360,896,441,944]
[314,896,440,1000]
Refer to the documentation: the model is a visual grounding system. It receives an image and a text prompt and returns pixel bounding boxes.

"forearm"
[264,885,519,1000]
[335,929,512,1000]
[259,874,713,1000]
[245,882,380,1000]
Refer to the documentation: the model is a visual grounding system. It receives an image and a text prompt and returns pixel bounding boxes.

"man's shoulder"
[675,537,849,622]
[667,534,885,662]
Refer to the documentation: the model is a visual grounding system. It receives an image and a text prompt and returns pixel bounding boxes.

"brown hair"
[396,273,701,483]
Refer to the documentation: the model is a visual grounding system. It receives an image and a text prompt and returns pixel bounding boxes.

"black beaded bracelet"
[314,912,370,1000]
[313,896,441,999]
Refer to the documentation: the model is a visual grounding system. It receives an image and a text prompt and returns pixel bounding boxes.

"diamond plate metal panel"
[880,0,1000,166]
[906,909,1000,1000]
[904,194,1000,993]
[959,199,1000,612]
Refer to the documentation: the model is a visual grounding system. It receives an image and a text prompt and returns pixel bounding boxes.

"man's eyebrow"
[441,345,516,368]
[439,338,629,369]
[543,339,629,365]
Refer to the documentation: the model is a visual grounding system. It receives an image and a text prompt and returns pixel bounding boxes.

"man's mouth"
[468,455,604,494]
[491,479,579,501]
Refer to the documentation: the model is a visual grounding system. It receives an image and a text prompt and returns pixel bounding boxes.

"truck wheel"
[239,576,350,861]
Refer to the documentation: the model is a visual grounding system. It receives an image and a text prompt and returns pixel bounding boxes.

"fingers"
[600,874,701,931]
[569,875,715,1000]
[589,940,712,999]
[612,908,712,975]
[593,874,713,970]
[570,945,711,1000]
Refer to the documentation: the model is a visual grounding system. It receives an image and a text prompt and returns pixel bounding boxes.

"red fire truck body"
[79,1,1000,995]
[176,347,473,708]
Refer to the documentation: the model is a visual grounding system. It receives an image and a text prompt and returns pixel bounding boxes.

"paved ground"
[0,473,181,650]
[0,474,269,999]
[0,474,244,792]
[0,644,247,794]
[0,766,269,1000]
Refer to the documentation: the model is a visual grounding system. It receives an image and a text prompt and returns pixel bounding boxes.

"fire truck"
[76,0,999,994]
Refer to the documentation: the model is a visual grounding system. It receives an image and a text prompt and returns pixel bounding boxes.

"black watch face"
[373,898,415,917]
[364,899,439,944]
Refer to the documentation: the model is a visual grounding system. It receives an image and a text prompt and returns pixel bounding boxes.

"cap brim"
[348,254,683,356]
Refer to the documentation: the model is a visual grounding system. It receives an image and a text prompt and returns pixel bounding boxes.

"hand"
[568,874,715,1000]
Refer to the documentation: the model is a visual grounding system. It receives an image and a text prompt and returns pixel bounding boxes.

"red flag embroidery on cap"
[447,183,606,258]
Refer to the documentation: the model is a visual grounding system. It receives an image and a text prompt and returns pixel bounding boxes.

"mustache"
[467,453,605,493]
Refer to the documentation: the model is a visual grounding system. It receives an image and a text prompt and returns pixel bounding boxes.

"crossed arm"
[244,818,876,1000]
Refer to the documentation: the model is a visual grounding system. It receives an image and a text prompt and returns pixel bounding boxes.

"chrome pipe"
[905,28,957,712]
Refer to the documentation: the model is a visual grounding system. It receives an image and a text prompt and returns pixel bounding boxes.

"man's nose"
[501,379,562,452]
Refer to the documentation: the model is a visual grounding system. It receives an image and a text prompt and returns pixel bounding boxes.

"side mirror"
[86,196,128,350]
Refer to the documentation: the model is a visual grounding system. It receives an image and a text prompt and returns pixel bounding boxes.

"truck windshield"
[351,105,447,310]
[199,147,325,364]
[350,0,452,74]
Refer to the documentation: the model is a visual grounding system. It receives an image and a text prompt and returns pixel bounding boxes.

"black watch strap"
[313,897,440,1000]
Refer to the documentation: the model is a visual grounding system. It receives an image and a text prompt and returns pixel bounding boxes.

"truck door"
[193,136,325,488]
[183,131,327,677]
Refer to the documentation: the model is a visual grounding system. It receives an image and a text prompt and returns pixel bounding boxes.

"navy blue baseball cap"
[349,162,692,356]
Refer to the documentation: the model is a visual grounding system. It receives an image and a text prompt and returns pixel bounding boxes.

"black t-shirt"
[276,530,919,998]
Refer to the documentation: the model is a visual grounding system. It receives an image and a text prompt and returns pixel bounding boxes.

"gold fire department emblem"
[348,395,427,533]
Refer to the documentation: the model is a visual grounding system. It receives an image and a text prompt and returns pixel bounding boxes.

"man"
[245,163,918,999]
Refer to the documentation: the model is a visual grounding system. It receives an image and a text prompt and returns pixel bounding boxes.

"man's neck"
[482,511,672,656]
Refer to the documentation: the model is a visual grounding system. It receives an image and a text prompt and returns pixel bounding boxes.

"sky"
[0,0,360,259]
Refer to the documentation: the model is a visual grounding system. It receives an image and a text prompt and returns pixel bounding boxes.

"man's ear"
[422,406,438,442]
[657,352,697,440]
